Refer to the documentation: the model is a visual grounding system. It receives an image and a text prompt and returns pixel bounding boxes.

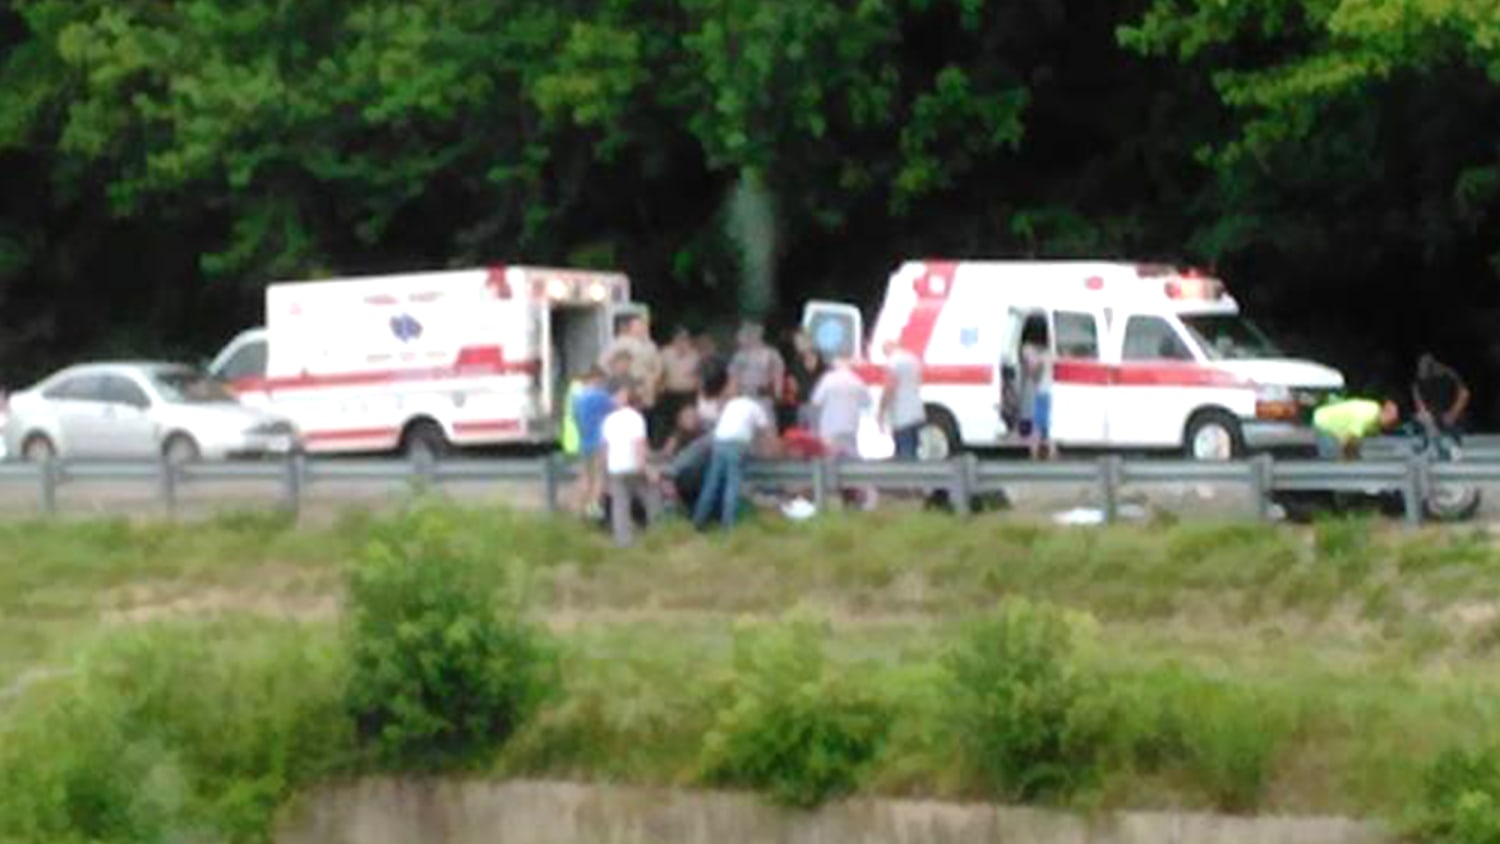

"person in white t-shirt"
[880,340,926,459]
[810,357,870,458]
[600,381,659,546]
[692,376,774,530]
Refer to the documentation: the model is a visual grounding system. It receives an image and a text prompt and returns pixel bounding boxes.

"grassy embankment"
[4,505,1500,841]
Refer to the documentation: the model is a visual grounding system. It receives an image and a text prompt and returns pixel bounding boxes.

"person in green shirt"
[1313,397,1400,459]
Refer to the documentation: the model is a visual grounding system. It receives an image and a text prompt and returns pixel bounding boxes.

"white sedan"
[2,361,298,462]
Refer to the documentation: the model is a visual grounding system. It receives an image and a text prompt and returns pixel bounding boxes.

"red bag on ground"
[780,427,827,460]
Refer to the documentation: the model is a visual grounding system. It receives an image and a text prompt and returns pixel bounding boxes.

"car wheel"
[1184,410,1244,461]
[163,434,201,465]
[402,420,449,462]
[917,406,962,462]
[21,434,56,463]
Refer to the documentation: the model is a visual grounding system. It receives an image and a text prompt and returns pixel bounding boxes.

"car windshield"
[151,370,237,404]
[1179,314,1281,361]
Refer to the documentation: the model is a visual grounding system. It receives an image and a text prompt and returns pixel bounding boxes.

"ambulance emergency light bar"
[487,267,622,303]
[1135,264,1225,301]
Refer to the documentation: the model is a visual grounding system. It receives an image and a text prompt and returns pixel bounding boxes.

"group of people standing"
[565,316,930,545]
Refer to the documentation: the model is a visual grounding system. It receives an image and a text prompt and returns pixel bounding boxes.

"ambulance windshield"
[1179,314,1281,361]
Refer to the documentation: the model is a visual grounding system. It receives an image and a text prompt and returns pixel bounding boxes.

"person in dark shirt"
[1412,353,1470,439]
[783,328,827,431]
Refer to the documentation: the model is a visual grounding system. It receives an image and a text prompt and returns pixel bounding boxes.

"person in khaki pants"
[600,381,659,546]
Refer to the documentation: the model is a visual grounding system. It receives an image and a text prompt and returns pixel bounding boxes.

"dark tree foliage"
[2,0,1499,418]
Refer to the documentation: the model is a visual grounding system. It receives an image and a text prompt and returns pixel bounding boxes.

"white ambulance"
[803,260,1344,460]
[209,265,644,457]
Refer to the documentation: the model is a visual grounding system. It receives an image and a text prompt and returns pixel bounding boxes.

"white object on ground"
[781,497,818,521]
[1052,503,1150,526]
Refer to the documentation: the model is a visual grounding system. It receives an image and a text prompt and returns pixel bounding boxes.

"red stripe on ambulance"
[229,346,538,394]
[896,261,957,355]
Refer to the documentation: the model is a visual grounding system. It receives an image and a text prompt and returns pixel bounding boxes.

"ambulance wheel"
[402,420,449,462]
[1184,410,1243,461]
[919,406,962,462]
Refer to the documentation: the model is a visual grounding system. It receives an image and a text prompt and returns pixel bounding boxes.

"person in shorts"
[1020,320,1056,460]
[569,367,615,517]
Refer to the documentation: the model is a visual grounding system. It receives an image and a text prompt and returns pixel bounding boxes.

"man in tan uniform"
[600,316,662,409]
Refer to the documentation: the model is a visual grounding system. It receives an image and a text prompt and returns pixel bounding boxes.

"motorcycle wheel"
[1425,485,1482,522]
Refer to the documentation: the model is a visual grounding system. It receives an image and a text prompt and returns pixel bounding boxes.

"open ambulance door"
[801,300,864,361]
[538,305,557,421]
[997,308,1030,438]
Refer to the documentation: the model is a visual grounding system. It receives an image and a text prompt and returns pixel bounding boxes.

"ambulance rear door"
[802,301,864,361]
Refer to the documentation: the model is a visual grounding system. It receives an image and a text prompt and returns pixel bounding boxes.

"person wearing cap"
[1411,353,1470,442]
[599,316,663,409]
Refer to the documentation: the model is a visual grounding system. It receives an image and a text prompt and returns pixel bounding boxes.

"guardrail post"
[953,455,977,516]
[280,452,304,517]
[543,454,562,514]
[1098,455,1121,524]
[1252,454,1274,521]
[411,450,437,494]
[1403,455,1424,529]
[813,459,830,510]
[159,456,178,519]
[38,459,57,516]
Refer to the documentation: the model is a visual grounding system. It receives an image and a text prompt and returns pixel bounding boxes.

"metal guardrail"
[0,449,1494,525]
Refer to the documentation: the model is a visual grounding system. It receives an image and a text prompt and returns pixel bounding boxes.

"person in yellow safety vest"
[561,377,583,456]
[1312,397,1400,460]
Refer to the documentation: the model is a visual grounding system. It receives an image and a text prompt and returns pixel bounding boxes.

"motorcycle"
[1274,423,1481,523]
[1410,424,1482,522]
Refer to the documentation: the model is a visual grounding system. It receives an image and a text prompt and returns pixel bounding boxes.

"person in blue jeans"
[693,380,774,530]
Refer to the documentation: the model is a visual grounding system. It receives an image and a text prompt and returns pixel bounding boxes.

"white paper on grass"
[781,498,818,521]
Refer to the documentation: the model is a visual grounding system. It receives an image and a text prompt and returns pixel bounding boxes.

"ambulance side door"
[1107,312,1200,447]
[1048,309,1109,446]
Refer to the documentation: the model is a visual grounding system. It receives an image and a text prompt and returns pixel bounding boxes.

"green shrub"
[0,621,350,844]
[344,503,555,770]
[1414,746,1500,844]
[1121,666,1286,812]
[700,615,890,808]
[944,599,1114,801]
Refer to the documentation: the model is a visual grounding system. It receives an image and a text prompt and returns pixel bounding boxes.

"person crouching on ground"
[569,367,615,517]
[1313,397,1401,460]
[693,376,775,531]
[601,381,659,546]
